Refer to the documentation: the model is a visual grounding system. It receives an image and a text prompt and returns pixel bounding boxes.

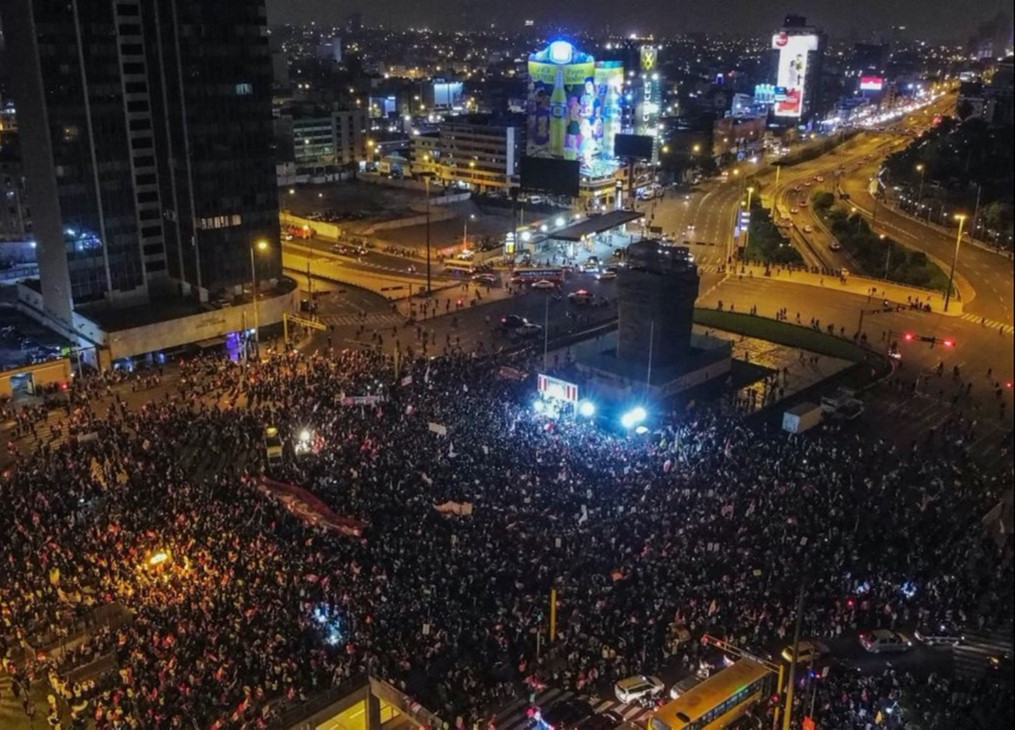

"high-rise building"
[1,0,280,327]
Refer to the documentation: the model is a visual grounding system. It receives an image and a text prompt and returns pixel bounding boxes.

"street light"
[463,213,475,249]
[424,175,433,295]
[944,214,965,312]
[250,239,269,360]
[915,164,925,219]
[881,234,891,279]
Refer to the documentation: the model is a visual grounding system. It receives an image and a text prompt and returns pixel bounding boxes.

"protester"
[1,345,1011,728]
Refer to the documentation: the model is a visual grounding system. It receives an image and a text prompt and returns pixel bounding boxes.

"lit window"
[235,83,253,96]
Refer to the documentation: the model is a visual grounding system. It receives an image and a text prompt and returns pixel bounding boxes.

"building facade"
[1,0,280,327]
[410,115,524,192]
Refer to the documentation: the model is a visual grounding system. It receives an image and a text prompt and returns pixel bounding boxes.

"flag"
[708,599,718,616]
[424,362,431,384]
[401,375,413,386]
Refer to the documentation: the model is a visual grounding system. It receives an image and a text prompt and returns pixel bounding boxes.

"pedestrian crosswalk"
[958,312,1014,335]
[491,688,657,730]
[953,627,1013,679]
[320,312,406,328]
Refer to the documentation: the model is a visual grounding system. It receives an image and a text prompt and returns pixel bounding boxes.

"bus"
[648,659,774,730]
[510,267,565,284]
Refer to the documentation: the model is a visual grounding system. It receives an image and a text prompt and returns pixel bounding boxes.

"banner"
[255,476,365,537]
[428,422,448,436]
[342,395,386,406]
[433,501,474,517]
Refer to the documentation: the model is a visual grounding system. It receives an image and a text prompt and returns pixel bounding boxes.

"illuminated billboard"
[526,41,624,168]
[859,76,884,92]
[771,32,819,118]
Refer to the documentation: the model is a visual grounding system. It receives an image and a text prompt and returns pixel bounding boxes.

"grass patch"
[815,200,951,292]
[693,309,869,361]
[744,201,804,265]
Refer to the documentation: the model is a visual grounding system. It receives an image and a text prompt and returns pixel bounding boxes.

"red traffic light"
[903,332,914,341]
[942,338,955,348]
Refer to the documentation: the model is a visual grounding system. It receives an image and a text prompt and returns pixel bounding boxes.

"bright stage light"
[620,406,646,429]
[577,400,596,418]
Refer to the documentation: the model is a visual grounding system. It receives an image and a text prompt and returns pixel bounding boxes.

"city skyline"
[266,0,1014,42]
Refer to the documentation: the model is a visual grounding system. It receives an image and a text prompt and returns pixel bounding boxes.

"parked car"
[859,629,912,654]
[914,621,965,646]
[499,314,528,330]
[538,699,595,730]
[781,640,829,664]
[668,674,703,700]
[512,323,543,339]
[614,675,664,704]
[574,711,624,730]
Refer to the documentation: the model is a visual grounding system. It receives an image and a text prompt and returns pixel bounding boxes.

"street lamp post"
[915,163,925,219]
[881,234,890,279]
[742,186,754,260]
[943,214,965,313]
[424,175,432,295]
[463,213,475,249]
[250,239,268,360]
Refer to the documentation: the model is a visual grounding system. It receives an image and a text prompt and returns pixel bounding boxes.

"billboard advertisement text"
[771,33,819,118]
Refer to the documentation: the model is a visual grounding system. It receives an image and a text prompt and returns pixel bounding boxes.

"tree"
[955,99,975,121]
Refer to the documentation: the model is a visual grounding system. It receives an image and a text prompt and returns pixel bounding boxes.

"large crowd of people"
[1,345,1012,728]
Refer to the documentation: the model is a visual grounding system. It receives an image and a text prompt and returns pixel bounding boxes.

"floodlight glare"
[620,406,647,429]
[578,400,596,418]
[533,399,546,414]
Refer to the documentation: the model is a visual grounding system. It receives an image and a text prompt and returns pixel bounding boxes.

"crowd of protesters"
[1,344,1012,728]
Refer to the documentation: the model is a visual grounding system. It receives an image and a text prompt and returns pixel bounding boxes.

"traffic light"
[903,332,915,342]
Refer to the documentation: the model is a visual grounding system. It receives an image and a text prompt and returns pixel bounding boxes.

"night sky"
[266,0,1012,41]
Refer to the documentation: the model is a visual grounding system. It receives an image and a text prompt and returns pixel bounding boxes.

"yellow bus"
[648,659,774,730]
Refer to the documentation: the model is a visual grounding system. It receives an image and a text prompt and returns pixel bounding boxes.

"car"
[281,232,294,242]
[595,270,617,281]
[456,249,476,260]
[538,699,595,730]
[568,289,595,305]
[574,711,624,730]
[859,629,912,654]
[614,675,664,704]
[829,241,842,251]
[263,426,283,464]
[685,224,696,233]
[804,181,813,187]
[668,674,703,700]
[513,322,543,339]
[531,279,557,290]
[586,255,600,266]
[582,261,601,272]
[781,640,829,664]
[789,208,800,215]
[330,244,353,255]
[802,225,814,233]
[499,314,528,330]
[815,175,825,182]
[914,621,965,646]
[472,273,497,285]
[799,200,809,207]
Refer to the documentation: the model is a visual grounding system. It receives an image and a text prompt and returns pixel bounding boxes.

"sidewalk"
[732,263,964,316]
[881,200,1014,260]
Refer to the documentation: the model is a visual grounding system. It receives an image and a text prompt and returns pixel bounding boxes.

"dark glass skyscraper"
[1,0,280,325]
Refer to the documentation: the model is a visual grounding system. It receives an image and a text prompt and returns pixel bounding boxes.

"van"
[264,426,284,464]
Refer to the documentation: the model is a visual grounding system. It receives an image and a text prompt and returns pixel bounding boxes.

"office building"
[411,114,525,193]
[279,104,370,167]
[1,0,281,328]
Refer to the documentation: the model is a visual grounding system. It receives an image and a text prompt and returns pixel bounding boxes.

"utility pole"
[424,175,432,295]
[782,571,807,730]
[943,214,965,312]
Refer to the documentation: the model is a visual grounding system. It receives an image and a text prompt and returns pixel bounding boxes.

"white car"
[859,629,912,654]
[456,249,476,260]
[530,279,557,290]
[595,271,617,281]
[829,241,842,251]
[614,675,664,704]
[790,207,800,214]
[803,225,814,234]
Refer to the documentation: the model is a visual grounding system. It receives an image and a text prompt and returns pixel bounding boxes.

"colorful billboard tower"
[526,41,624,168]
[638,45,661,136]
